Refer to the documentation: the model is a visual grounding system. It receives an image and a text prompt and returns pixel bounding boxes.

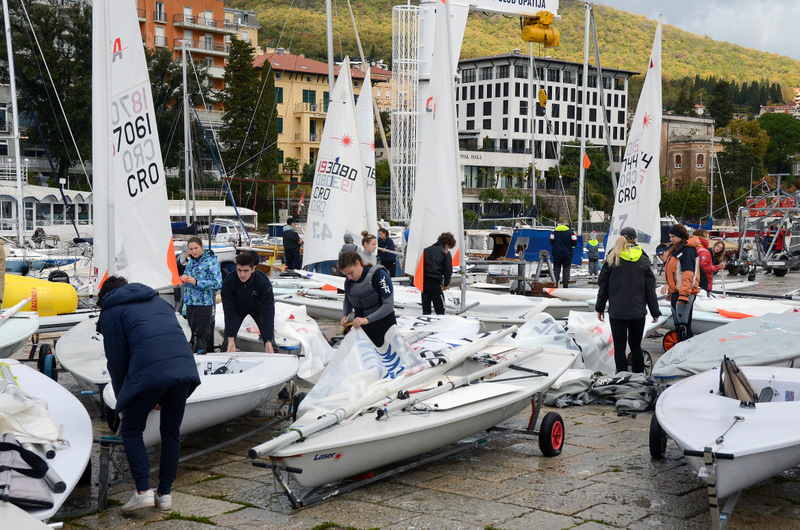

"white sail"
[355,70,378,234]
[606,19,662,258]
[404,2,463,286]
[92,0,179,289]
[303,57,369,267]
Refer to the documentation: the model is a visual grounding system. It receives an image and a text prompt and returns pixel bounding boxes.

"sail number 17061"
[111,86,163,199]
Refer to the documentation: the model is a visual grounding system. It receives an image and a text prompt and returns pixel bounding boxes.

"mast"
[709,123,715,221]
[3,0,25,245]
[182,44,192,225]
[577,2,591,236]
[325,0,334,94]
[529,43,536,224]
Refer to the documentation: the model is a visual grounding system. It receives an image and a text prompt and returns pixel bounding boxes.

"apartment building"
[253,48,392,181]
[223,7,262,55]
[455,50,636,192]
[136,0,234,92]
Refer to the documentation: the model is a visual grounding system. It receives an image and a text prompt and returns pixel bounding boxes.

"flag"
[296,192,305,215]
[582,153,591,169]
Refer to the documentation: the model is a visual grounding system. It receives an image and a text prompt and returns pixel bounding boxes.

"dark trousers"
[670,295,696,342]
[553,257,572,288]
[284,250,301,270]
[588,259,599,276]
[609,317,647,373]
[361,313,397,348]
[186,305,214,353]
[120,382,192,494]
[421,281,445,315]
[382,261,396,277]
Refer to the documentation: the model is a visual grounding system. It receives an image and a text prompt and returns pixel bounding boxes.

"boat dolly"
[257,391,565,508]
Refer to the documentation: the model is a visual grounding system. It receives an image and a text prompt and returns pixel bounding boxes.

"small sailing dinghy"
[0,360,92,521]
[103,352,298,447]
[652,362,800,525]
[248,325,576,503]
[0,299,39,359]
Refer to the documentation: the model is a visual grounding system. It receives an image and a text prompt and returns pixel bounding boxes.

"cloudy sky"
[591,0,800,60]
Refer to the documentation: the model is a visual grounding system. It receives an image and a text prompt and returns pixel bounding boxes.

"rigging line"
[187,51,227,177]
[334,0,344,60]
[18,0,91,188]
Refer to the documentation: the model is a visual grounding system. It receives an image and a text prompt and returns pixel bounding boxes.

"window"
[551,104,560,118]
[483,101,491,115]
[602,77,611,90]
[487,85,492,98]
[470,86,475,99]
[462,87,467,100]
[495,82,501,95]
[567,105,575,119]
[614,94,618,107]
[545,141,557,159]
[587,75,597,88]
[385,92,389,99]
[502,117,508,129]
[523,84,528,98]
[519,101,528,115]
[276,87,283,104]
[154,26,166,47]
[592,92,597,106]
[353,81,359,87]
[466,103,475,117]
[241,31,250,43]
[615,78,625,90]
[503,83,509,97]
[514,118,519,133]
[514,65,528,78]
[563,71,574,84]
[154,1,165,23]
[503,100,509,114]
[675,155,682,168]
[0,140,7,156]
[205,57,214,67]
[204,34,213,51]
[497,65,509,78]
[462,69,476,83]
[302,89,316,105]
[553,122,559,135]
[277,117,283,134]
[515,83,520,97]
[589,108,597,121]
[275,72,282,79]
[618,110,625,123]
[499,139,508,150]
[522,120,527,133]
[478,85,483,99]
[376,89,381,98]
[483,119,491,129]
[479,66,493,80]
[697,154,705,168]
[466,120,475,129]
[547,69,559,82]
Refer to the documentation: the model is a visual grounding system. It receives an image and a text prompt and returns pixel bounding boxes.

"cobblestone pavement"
[15,270,800,529]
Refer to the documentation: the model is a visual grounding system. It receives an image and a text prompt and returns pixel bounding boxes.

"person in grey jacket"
[338,250,396,347]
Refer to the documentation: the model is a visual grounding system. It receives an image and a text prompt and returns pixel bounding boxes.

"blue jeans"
[120,383,192,494]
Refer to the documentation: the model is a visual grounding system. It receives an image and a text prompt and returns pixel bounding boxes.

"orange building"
[136,0,234,92]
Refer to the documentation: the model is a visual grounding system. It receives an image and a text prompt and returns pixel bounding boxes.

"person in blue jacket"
[594,227,661,373]
[97,276,200,513]
[221,252,275,353]
[181,236,222,352]
[550,219,577,288]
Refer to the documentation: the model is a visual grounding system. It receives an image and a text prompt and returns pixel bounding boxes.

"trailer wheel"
[747,271,756,282]
[643,350,653,377]
[649,413,667,459]
[773,267,788,277]
[37,343,52,373]
[539,412,564,457]
[43,352,58,382]
[662,331,678,351]
[739,266,748,276]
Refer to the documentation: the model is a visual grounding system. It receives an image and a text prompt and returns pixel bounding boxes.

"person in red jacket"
[693,229,725,293]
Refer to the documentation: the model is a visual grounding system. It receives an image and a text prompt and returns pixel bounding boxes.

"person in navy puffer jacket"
[97,277,200,512]
[181,236,222,352]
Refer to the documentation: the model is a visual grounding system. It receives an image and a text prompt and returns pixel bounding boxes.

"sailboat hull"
[267,348,575,488]
[0,311,39,358]
[656,366,800,498]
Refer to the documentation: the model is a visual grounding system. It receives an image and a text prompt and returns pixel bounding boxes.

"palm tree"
[284,157,300,183]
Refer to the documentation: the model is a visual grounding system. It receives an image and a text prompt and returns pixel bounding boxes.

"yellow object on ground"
[2,274,78,316]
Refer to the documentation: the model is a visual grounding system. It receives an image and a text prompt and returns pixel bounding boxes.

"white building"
[455,49,637,192]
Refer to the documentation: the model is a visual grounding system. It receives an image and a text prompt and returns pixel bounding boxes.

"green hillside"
[228,0,800,99]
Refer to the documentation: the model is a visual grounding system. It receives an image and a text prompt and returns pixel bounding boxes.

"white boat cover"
[653,312,800,379]
[499,313,583,359]
[0,377,60,444]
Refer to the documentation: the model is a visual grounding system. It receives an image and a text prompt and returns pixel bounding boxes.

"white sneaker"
[154,492,172,512]
[121,489,154,512]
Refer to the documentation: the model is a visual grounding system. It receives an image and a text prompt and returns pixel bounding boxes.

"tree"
[716,139,763,206]
[479,188,503,214]
[218,37,279,215]
[758,113,800,174]
[284,157,300,182]
[8,0,92,187]
[374,159,391,188]
[674,87,693,115]
[708,80,734,128]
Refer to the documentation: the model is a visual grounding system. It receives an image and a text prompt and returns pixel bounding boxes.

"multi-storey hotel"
[455,50,637,190]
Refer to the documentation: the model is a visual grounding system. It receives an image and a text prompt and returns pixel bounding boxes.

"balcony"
[294,133,320,143]
[174,38,228,57]
[154,10,166,23]
[137,8,145,21]
[293,102,327,115]
[173,14,238,34]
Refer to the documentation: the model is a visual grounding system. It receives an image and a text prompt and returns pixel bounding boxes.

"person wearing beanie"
[664,224,700,342]
[550,219,578,288]
[339,233,359,256]
[693,229,725,293]
[595,226,661,373]
[586,230,600,277]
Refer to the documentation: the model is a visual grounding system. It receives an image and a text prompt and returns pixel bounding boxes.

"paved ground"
[16,270,800,529]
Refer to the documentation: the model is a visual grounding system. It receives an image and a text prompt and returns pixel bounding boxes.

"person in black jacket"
[550,219,577,288]
[282,218,303,269]
[221,252,275,353]
[97,277,200,513]
[377,227,397,277]
[420,232,455,315]
[594,226,661,374]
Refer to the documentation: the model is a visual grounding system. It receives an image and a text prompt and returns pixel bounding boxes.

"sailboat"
[302,57,371,268]
[55,1,297,434]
